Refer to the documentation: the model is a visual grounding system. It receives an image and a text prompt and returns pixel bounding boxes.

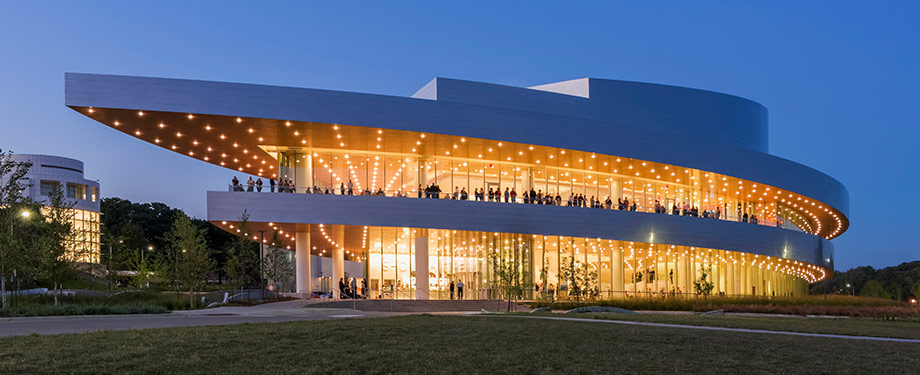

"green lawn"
[1,315,918,374]
[525,312,920,340]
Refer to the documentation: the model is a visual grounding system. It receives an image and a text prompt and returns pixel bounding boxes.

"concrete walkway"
[0,300,399,337]
[493,315,920,343]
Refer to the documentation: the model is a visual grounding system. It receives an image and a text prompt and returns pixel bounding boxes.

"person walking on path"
[457,280,464,300]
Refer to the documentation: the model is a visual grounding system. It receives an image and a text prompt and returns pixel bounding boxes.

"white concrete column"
[677,257,688,296]
[415,234,429,300]
[611,247,624,298]
[418,158,428,193]
[743,265,750,296]
[332,227,345,299]
[295,153,313,193]
[726,262,735,296]
[295,229,312,297]
[521,168,532,197]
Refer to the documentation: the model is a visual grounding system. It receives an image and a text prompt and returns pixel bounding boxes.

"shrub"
[528,294,910,318]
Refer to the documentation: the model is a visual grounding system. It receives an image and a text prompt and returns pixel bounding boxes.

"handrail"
[226,182,801,231]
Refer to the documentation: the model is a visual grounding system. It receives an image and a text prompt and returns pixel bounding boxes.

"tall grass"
[0,290,188,317]
[529,294,904,311]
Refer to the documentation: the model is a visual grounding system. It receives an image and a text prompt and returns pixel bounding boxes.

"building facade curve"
[68,73,848,299]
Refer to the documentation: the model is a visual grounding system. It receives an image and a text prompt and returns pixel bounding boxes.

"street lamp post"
[846,283,853,296]
[258,230,266,301]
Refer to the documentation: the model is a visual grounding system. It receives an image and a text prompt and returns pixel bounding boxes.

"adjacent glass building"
[67,73,849,299]
[8,154,101,263]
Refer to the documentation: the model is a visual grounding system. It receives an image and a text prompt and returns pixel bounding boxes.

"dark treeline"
[100,197,247,285]
[812,261,920,301]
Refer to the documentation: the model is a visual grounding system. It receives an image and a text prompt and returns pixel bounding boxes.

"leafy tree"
[37,187,77,305]
[263,230,293,295]
[0,150,33,308]
[559,255,597,303]
[0,149,31,204]
[224,211,259,292]
[859,280,890,299]
[176,224,214,307]
[127,248,151,289]
[694,265,715,296]
[163,212,213,306]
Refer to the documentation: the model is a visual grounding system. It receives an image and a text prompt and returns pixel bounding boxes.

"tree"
[859,280,890,299]
[223,211,258,294]
[911,282,920,301]
[127,248,150,289]
[37,186,77,305]
[164,212,213,306]
[263,230,293,296]
[559,255,598,303]
[0,150,33,308]
[693,265,715,296]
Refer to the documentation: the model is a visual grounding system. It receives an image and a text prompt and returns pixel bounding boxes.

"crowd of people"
[337,277,367,299]
[231,177,768,224]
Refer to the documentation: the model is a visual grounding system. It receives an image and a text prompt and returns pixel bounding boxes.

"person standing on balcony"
[256,178,263,192]
[246,177,255,192]
[269,177,276,193]
[347,179,354,195]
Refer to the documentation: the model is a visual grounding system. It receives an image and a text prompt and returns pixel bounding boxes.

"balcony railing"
[227,182,806,232]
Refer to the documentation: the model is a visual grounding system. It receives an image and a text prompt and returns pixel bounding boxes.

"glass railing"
[226,182,805,232]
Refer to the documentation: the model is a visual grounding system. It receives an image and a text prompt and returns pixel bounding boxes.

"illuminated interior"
[72,105,844,291]
[216,222,819,299]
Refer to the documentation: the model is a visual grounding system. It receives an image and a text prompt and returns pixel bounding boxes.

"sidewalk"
[0,300,399,337]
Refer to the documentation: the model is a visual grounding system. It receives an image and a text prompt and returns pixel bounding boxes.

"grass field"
[1,315,918,374]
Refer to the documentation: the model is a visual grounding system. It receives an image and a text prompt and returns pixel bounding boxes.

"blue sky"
[1,2,917,270]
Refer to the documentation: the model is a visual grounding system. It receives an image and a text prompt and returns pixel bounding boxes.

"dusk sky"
[1,2,916,271]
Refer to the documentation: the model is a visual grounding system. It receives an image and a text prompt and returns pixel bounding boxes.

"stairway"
[305,299,532,312]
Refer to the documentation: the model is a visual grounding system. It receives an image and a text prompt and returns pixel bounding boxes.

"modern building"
[66,73,849,299]
[7,154,101,263]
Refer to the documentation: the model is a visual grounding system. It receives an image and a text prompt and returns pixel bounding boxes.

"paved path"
[493,315,920,343]
[0,300,399,337]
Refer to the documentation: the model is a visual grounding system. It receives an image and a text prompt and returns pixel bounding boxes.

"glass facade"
[37,207,101,263]
[275,150,815,233]
[352,225,815,300]
[68,208,101,263]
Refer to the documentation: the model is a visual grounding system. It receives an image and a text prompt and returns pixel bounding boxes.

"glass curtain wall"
[360,225,815,300]
[277,150,817,233]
